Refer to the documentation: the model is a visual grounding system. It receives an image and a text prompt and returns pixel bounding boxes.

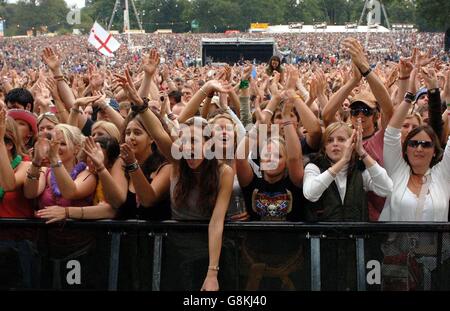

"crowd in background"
[0,30,450,290]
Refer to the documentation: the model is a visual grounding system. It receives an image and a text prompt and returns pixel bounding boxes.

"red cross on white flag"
[88,22,120,57]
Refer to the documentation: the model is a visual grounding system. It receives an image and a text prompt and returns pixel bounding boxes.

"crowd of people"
[0,30,450,290]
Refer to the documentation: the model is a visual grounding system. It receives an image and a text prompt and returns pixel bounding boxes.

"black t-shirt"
[242,173,303,221]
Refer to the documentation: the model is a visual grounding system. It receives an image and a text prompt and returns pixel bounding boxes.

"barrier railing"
[1,219,450,291]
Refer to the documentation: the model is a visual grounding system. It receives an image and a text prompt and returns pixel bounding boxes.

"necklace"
[50,161,87,197]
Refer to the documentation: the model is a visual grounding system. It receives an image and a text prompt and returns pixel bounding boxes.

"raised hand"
[416,48,436,68]
[42,47,61,72]
[33,134,51,166]
[442,69,450,104]
[285,67,299,90]
[398,57,413,79]
[74,95,102,108]
[342,38,370,73]
[44,77,61,101]
[420,66,439,90]
[120,143,136,166]
[48,135,61,163]
[143,49,160,77]
[354,119,366,157]
[83,136,106,171]
[342,130,356,163]
[204,79,233,94]
[308,77,318,101]
[114,67,143,105]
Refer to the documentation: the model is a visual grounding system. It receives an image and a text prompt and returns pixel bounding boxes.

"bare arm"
[282,98,304,187]
[201,165,233,291]
[322,65,361,127]
[130,162,171,208]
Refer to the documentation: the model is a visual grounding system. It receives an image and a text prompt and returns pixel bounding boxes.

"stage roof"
[201,37,275,44]
[251,25,390,33]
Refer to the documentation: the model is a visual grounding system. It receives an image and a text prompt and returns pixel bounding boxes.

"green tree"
[415,0,449,31]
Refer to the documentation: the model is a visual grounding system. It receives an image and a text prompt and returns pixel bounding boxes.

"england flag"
[88,22,120,57]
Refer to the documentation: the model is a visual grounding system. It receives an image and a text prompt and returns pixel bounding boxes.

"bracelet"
[26,170,41,180]
[398,75,410,80]
[199,87,208,97]
[359,152,368,161]
[50,160,63,168]
[208,266,219,271]
[239,80,249,89]
[65,206,70,219]
[361,67,372,78]
[131,97,149,114]
[124,161,139,173]
[262,108,274,116]
[404,91,415,103]
[70,107,82,114]
[281,121,294,128]
[80,207,84,220]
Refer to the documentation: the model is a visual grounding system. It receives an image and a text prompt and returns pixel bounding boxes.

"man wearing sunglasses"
[322,38,394,221]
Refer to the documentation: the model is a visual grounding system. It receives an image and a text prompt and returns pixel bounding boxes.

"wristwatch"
[404,91,415,103]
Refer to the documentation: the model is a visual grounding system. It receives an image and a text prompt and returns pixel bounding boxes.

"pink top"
[363,128,386,221]
[38,169,93,209]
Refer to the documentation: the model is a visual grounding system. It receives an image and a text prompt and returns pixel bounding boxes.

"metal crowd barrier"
[1,219,450,291]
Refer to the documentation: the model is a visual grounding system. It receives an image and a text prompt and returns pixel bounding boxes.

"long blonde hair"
[55,123,84,156]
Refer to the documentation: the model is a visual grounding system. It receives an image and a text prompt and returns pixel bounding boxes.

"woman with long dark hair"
[115,69,233,291]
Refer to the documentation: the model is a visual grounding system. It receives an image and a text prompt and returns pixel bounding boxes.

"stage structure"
[201,38,276,65]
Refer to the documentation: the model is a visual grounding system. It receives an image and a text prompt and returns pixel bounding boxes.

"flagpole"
[124,0,133,50]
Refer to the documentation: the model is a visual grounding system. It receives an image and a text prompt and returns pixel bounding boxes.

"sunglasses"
[406,140,434,149]
[350,107,374,117]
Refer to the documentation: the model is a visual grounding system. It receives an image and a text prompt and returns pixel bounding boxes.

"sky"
[64,0,86,8]
[8,0,86,8]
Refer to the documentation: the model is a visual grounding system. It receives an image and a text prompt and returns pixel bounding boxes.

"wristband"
[125,161,139,173]
[281,121,294,128]
[131,97,149,114]
[199,87,208,97]
[361,67,372,78]
[398,76,410,80]
[359,152,368,161]
[26,170,41,180]
[404,91,415,103]
[208,266,219,271]
[239,80,249,89]
[50,160,63,168]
